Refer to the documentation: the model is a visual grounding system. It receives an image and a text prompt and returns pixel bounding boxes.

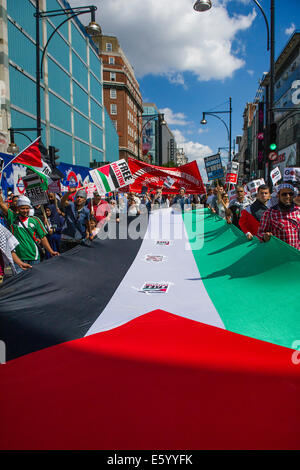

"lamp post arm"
[205,112,230,140]
[251,0,270,51]
[40,11,90,79]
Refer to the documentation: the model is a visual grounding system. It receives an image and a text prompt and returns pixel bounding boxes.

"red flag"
[128,158,206,194]
[13,137,43,168]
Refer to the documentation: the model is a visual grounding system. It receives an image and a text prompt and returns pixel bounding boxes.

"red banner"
[127,157,206,194]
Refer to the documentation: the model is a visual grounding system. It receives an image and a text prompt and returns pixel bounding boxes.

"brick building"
[93,34,143,161]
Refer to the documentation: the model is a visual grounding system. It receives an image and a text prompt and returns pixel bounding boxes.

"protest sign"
[90,159,134,195]
[225,162,239,184]
[283,167,300,182]
[48,180,61,193]
[270,167,281,185]
[23,173,48,206]
[204,154,224,181]
[247,178,265,197]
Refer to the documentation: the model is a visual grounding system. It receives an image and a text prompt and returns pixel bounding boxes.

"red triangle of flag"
[97,165,110,177]
[13,138,43,168]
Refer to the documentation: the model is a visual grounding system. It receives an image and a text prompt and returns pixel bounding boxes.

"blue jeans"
[14,259,40,275]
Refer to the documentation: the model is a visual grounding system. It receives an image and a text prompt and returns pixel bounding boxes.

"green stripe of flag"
[97,170,112,193]
[183,208,300,350]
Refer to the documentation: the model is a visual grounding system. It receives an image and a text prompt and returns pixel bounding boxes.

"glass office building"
[0,0,118,165]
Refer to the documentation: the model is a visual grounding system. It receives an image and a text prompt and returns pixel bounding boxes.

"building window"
[111,104,117,115]
[112,120,117,131]
[110,72,116,81]
[106,43,112,52]
[110,89,117,99]
[109,57,115,65]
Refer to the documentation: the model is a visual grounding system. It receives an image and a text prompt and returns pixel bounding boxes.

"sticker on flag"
[89,160,134,195]
[270,167,281,185]
[156,240,172,246]
[140,282,171,294]
[283,167,300,182]
[144,255,166,263]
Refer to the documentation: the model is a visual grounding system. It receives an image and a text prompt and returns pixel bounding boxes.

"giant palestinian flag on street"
[0,208,300,450]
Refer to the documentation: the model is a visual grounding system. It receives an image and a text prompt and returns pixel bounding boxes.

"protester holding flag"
[257,183,300,250]
[171,187,191,211]
[88,191,111,227]
[0,194,59,273]
[0,223,32,281]
[60,189,90,253]
[239,185,271,240]
[225,186,252,230]
[43,205,64,259]
[152,188,166,209]
[216,190,229,219]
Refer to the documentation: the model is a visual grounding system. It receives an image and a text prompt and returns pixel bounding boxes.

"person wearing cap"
[60,189,91,252]
[0,193,59,272]
[257,183,300,250]
[171,187,191,211]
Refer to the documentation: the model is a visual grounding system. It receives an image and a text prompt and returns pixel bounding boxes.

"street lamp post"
[34,1,101,138]
[194,0,275,177]
[137,113,166,164]
[200,97,232,163]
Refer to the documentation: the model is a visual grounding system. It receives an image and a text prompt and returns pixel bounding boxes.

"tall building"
[94,34,143,161]
[257,32,300,177]
[0,0,118,166]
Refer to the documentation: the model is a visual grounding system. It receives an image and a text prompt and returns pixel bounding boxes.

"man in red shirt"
[88,191,111,226]
[257,183,300,250]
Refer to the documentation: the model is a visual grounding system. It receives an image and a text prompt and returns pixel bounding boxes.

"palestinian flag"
[0,209,300,450]
[9,137,51,189]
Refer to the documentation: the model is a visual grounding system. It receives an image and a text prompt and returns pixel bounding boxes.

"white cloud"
[70,0,256,82]
[172,129,212,180]
[285,23,296,36]
[159,107,189,126]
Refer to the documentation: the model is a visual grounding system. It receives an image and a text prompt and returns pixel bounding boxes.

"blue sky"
[70,0,300,180]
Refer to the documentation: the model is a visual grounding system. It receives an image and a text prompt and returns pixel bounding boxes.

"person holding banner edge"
[0,193,59,273]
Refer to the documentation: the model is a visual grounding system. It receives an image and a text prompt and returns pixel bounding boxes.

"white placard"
[283,167,300,182]
[270,166,282,185]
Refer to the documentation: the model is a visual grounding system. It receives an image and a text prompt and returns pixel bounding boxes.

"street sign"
[268,151,278,161]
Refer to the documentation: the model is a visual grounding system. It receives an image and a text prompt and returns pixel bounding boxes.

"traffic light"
[269,122,277,151]
[48,146,60,169]
[47,145,64,180]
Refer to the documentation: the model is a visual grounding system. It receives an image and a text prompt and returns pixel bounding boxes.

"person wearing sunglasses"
[257,183,300,250]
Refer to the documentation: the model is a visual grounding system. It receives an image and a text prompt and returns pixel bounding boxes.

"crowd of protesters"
[204,180,300,251]
[0,185,201,282]
[0,178,298,283]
